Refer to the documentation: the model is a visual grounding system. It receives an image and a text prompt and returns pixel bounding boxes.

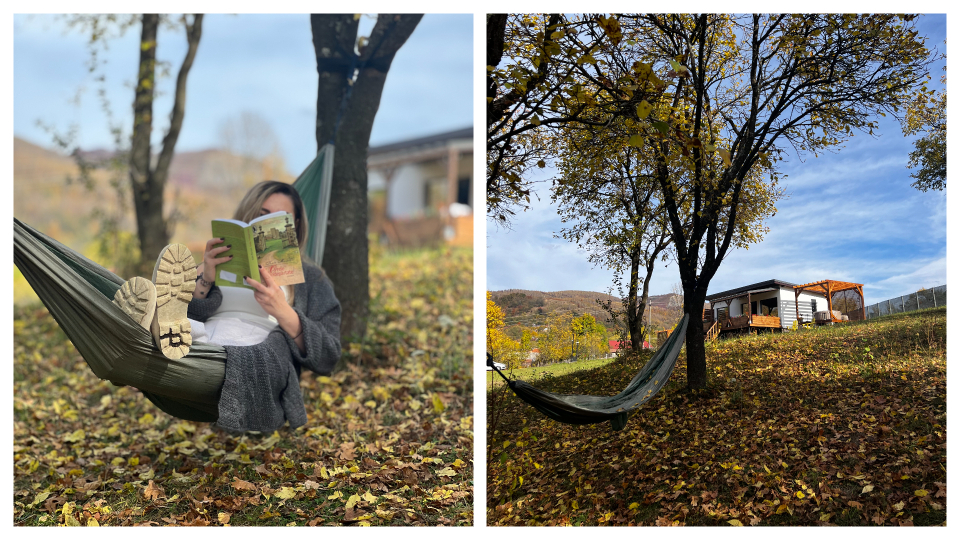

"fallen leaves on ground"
[488,308,945,526]
[14,245,473,526]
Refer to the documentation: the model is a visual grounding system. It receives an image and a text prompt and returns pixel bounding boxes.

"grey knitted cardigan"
[187,262,341,432]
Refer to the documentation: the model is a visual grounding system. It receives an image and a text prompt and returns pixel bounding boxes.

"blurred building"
[367,127,473,247]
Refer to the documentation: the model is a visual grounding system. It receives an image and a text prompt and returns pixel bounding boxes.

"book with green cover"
[210,211,305,288]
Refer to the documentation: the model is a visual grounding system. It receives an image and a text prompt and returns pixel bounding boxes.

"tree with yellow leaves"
[902,44,945,192]
[487,292,521,368]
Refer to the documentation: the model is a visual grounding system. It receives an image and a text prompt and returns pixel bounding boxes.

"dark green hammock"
[489,314,689,430]
[13,145,334,422]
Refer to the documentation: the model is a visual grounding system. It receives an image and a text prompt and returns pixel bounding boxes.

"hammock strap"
[486,353,513,386]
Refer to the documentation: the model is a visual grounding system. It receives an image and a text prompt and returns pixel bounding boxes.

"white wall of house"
[368,152,473,219]
[781,290,828,327]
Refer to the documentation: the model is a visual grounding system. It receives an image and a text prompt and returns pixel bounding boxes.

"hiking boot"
[112,276,156,331]
[151,244,197,360]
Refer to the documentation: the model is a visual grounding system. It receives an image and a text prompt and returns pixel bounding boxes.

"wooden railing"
[722,314,781,330]
[705,321,720,342]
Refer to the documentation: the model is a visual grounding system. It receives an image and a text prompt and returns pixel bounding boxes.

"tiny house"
[704,278,865,335]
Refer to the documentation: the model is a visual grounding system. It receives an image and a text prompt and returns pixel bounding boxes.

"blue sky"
[488,14,947,307]
[13,13,473,174]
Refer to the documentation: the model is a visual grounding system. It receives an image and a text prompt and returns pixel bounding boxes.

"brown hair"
[233,181,309,250]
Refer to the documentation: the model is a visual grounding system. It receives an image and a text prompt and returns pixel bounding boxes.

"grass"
[486,356,619,387]
[487,307,946,526]
[13,244,473,527]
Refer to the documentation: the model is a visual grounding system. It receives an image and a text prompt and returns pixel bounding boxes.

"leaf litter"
[14,245,473,526]
[488,308,945,526]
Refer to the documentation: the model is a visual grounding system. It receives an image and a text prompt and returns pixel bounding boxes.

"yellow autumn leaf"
[914,489,928,497]
[717,148,732,167]
[345,494,362,508]
[138,413,155,425]
[635,100,653,119]
[88,517,100,527]
[328,490,343,500]
[218,512,231,525]
[31,491,51,507]
[628,134,644,147]
[861,485,874,494]
[362,491,378,504]
[432,394,445,413]
[276,486,297,500]
[628,502,639,510]
[728,519,743,526]
[63,429,85,443]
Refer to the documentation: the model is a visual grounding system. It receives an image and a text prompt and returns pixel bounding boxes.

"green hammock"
[13,144,335,422]
[489,315,689,430]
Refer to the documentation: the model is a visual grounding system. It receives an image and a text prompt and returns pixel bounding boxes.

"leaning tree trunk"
[310,14,422,343]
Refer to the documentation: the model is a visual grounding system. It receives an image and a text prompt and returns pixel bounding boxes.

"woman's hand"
[244,267,289,320]
[194,238,232,298]
[245,267,304,352]
[199,238,232,282]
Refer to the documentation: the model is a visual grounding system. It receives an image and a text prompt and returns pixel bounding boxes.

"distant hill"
[13,136,294,254]
[490,288,684,332]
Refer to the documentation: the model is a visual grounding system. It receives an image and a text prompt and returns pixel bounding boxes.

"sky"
[13,13,474,175]
[487,14,947,307]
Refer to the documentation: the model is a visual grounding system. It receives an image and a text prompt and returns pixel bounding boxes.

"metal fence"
[865,285,946,319]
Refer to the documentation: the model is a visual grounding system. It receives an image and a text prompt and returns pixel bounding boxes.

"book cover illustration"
[211,211,305,288]
[250,213,305,286]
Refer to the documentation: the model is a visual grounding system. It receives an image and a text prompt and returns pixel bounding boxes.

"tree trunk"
[130,14,163,276]
[625,246,641,351]
[683,283,709,389]
[129,14,203,276]
[310,14,422,343]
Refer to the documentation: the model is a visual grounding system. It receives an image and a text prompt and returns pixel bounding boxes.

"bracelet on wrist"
[197,275,214,287]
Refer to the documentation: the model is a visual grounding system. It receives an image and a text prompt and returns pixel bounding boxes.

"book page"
[211,218,250,228]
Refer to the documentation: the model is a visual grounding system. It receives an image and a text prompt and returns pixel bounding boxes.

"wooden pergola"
[794,279,865,324]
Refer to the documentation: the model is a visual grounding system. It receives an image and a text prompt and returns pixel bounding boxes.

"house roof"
[705,279,799,302]
[368,127,472,156]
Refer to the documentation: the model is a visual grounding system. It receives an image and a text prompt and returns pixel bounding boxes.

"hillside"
[13,136,294,255]
[490,288,682,332]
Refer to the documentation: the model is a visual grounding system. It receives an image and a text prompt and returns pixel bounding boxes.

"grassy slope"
[486,357,619,387]
[13,245,473,527]
[487,308,946,526]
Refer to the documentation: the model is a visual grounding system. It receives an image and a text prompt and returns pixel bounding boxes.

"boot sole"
[113,276,157,331]
[151,244,197,360]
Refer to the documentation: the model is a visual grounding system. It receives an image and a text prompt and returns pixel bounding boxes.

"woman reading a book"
[114,181,341,433]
